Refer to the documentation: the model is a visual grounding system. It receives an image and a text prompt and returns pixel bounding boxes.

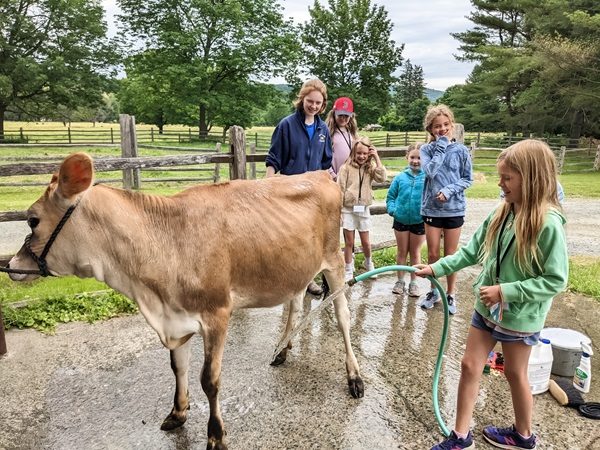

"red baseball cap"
[333,97,354,116]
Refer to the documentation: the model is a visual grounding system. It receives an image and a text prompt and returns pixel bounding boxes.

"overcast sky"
[103,0,476,92]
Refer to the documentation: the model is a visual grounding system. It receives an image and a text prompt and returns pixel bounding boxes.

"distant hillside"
[425,88,444,102]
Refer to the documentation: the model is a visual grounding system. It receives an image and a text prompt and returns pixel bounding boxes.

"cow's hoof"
[160,413,187,431]
[206,438,228,450]
[270,350,287,366]
[348,377,364,399]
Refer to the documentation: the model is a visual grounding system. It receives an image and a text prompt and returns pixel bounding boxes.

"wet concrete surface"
[1,270,599,449]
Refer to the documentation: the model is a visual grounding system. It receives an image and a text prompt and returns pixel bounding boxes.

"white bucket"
[528,338,553,394]
[541,328,592,377]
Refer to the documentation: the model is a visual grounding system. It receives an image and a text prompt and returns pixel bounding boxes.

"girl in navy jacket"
[265,79,332,176]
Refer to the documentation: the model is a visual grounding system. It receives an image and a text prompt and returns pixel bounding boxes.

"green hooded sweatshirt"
[431,208,568,333]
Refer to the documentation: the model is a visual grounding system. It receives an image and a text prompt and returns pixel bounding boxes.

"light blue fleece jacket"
[420,136,473,217]
[386,166,425,225]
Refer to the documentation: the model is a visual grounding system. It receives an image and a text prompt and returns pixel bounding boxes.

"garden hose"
[350,264,451,437]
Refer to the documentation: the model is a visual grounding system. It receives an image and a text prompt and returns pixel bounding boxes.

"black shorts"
[392,220,425,235]
[422,216,464,229]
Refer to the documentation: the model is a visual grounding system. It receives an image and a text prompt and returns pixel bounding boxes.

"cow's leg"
[322,264,364,399]
[270,293,304,366]
[201,308,230,450]
[161,337,193,430]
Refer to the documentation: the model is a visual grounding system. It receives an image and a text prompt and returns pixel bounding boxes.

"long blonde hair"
[293,79,328,115]
[347,136,377,176]
[423,104,455,142]
[481,139,561,274]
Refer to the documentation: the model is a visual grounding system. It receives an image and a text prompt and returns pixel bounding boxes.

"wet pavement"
[1,269,599,450]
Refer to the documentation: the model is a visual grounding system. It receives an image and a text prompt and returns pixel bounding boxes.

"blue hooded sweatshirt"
[265,110,332,175]
[420,136,473,217]
[386,166,425,225]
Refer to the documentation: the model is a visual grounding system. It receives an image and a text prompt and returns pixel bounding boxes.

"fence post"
[477,132,481,146]
[594,145,600,171]
[119,114,141,189]
[151,128,154,142]
[404,131,408,145]
[229,125,247,180]
[386,133,390,147]
[19,127,24,142]
[68,127,72,144]
[213,142,221,183]
[249,143,257,180]
[470,142,477,161]
[0,304,7,356]
[558,145,566,174]
[110,128,114,144]
[189,127,192,142]
[454,123,465,144]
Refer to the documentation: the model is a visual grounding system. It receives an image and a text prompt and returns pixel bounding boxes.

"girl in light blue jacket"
[386,143,426,296]
[419,104,473,314]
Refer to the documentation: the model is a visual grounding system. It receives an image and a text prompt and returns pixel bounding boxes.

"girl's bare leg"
[501,340,534,436]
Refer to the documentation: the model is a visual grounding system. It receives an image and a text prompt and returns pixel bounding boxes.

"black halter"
[1,201,79,277]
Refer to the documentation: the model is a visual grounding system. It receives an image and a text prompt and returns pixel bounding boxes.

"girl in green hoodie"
[417,139,568,450]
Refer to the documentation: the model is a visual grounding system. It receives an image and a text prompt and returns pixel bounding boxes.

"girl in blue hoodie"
[419,105,473,314]
[386,143,426,296]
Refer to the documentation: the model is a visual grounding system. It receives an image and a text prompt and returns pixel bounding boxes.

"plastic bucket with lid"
[540,328,592,377]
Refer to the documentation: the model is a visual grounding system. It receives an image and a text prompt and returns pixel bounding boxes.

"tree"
[117,0,300,135]
[300,0,403,125]
[0,0,116,139]
[451,0,600,136]
[392,60,429,131]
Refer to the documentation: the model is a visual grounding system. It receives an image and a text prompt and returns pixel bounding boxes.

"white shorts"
[341,207,371,232]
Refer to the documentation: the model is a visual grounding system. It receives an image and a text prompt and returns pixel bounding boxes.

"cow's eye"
[28,217,40,229]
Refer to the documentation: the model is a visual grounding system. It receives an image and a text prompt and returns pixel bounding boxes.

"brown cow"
[8,153,364,450]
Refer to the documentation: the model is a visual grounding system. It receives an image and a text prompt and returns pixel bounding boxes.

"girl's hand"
[479,285,502,307]
[414,264,434,278]
[436,192,447,202]
[368,146,378,158]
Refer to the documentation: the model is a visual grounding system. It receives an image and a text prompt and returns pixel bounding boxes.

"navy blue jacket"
[265,110,332,175]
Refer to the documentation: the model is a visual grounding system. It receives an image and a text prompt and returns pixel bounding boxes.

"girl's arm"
[386,177,400,215]
[337,164,348,189]
[500,212,569,304]
[370,146,387,182]
[439,147,473,199]
[429,210,492,276]
[420,137,449,179]
[265,122,286,175]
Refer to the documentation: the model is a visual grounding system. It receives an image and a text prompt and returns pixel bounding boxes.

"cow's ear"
[57,153,94,199]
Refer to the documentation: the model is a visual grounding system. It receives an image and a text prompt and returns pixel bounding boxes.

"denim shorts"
[471,310,540,346]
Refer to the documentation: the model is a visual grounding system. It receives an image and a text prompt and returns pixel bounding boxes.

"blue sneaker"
[431,430,474,450]
[420,289,440,309]
[447,294,457,315]
[482,425,537,449]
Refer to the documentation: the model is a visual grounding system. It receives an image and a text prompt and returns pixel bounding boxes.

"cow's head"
[8,153,94,281]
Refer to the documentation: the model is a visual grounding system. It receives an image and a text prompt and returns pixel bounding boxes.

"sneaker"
[447,294,457,315]
[392,280,405,294]
[363,260,377,279]
[430,430,474,450]
[420,289,440,309]
[306,280,323,296]
[408,280,420,297]
[345,267,354,282]
[482,425,537,449]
